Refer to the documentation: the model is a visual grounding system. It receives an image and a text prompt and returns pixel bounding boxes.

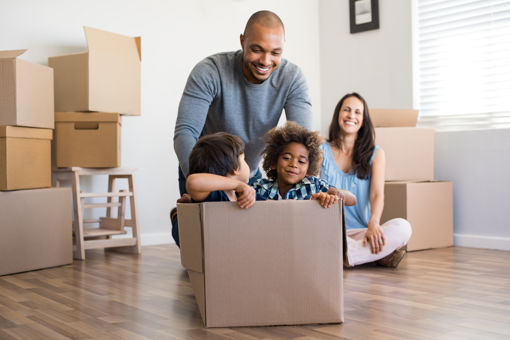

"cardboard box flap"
[55,112,121,123]
[0,49,27,60]
[177,203,204,273]
[84,26,141,61]
[370,109,419,127]
[0,126,52,140]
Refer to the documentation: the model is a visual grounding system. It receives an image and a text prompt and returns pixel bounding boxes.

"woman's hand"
[312,192,339,208]
[363,223,386,254]
[235,183,256,209]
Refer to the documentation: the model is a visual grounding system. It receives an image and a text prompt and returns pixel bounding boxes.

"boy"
[253,121,356,206]
[171,132,255,246]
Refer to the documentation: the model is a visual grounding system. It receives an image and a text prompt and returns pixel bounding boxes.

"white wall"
[318,0,413,135]
[435,129,510,250]
[0,0,321,245]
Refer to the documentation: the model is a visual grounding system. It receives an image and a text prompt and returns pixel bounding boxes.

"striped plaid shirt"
[253,176,330,200]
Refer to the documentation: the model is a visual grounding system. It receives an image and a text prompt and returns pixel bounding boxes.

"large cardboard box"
[178,200,344,328]
[48,27,141,116]
[381,181,453,251]
[0,126,52,191]
[55,112,121,168]
[375,127,435,181]
[0,50,54,128]
[0,187,73,276]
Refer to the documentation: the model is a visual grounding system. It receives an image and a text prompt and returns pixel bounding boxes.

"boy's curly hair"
[261,121,324,180]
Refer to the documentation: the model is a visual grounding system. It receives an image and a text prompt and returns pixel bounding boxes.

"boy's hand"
[311,192,338,208]
[235,183,256,209]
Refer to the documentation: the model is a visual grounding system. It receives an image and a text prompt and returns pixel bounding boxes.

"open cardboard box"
[0,50,54,128]
[54,112,121,168]
[0,126,52,190]
[381,180,453,251]
[49,27,141,116]
[177,200,345,328]
[369,109,419,127]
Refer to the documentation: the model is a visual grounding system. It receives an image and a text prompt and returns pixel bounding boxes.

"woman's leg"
[345,218,412,267]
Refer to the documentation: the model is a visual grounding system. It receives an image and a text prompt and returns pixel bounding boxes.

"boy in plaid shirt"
[253,121,356,207]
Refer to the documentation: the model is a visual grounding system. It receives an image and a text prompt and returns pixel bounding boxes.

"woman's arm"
[186,173,255,208]
[363,148,386,254]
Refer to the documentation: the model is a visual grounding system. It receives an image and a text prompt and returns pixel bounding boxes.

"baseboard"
[140,232,174,246]
[454,233,510,251]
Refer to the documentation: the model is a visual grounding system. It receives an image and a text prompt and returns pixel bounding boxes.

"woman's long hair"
[327,92,375,179]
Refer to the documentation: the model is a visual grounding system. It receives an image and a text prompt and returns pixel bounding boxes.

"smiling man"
[173,10,313,197]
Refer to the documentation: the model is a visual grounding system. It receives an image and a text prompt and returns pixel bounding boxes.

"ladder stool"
[53,167,141,260]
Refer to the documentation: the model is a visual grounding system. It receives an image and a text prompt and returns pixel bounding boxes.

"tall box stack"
[0,50,72,275]
[370,109,454,251]
[49,26,141,168]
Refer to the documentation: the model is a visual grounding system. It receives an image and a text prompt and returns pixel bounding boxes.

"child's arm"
[186,173,255,208]
[311,192,338,208]
[327,187,357,206]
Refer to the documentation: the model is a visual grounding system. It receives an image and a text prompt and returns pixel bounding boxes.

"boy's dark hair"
[328,92,375,179]
[188,132,245,176]
[262,121,323,180]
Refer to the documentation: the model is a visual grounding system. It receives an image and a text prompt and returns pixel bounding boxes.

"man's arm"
[173,60,219,176]
[283,66,313,129]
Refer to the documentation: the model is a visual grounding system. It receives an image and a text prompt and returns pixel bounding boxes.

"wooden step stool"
[53,167,141,260]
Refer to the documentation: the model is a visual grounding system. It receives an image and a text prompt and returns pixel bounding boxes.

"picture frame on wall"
[350,0,379,34]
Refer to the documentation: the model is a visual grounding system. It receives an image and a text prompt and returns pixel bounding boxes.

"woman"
[321,93,412,268]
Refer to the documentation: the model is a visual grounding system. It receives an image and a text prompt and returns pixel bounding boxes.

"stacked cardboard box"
[49,26,141,167]
[0,49,54,190]
[178,200,345,327]
[0,50,72,275]
[370,109,453,251]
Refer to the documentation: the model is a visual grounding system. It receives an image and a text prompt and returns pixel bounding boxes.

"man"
[173,10,313,195]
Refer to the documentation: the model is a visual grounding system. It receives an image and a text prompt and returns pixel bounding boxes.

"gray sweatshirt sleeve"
[173,60,219,176]
[283,67,313,130]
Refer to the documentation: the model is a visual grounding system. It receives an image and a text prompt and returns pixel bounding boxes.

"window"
[416,0,510,130]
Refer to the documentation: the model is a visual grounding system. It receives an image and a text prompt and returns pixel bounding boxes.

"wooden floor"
[1,246,510,340]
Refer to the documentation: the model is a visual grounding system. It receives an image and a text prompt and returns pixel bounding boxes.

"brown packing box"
[381,181,453,251]
[0,126,52,191]
[0,187,73,276]
[0,50,54,128]
[375,127,435,181]
[48,27,141,116]
[370,109,419,127]
[55,112,121,168]
[178,200,345,328]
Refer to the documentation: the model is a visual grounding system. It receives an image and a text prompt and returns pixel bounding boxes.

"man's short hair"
[188,132,245,176]
[243,10,285,37]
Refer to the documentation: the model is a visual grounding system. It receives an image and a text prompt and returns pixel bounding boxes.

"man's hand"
[328,187,357,206]
[177,193,192,203]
